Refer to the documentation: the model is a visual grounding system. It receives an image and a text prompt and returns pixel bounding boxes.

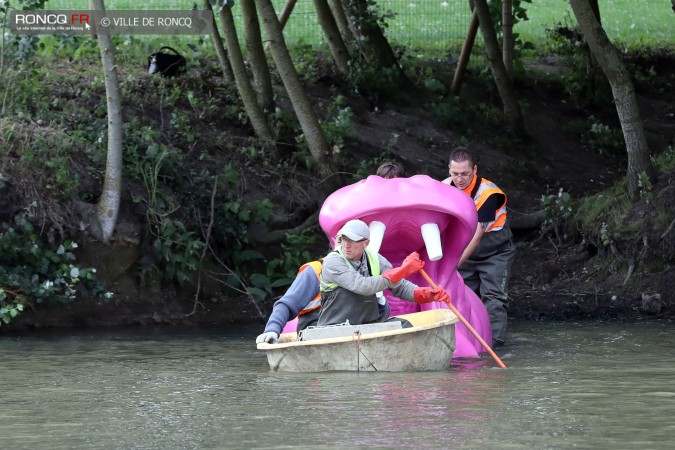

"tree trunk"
[327,0,354,42]
[204,0,234,83]
[570,0,655,196]
[313,0,351,75]
[241,0,275,112]
[263,0,297,52]
[451,8,479,95]
[588,0,601,22]
[255,0,336,183]
[218,2,277,154]
[502,0,513,78]
[580,0,602,97]
[276,0,298,29]
[342,0,400,70]
[91,0,122,242]
[472,0,524,137]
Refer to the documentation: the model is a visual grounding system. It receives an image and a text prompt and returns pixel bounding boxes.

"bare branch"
[187,176,218,317]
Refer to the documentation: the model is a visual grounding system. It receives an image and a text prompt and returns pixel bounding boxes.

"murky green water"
[2,320,675,449]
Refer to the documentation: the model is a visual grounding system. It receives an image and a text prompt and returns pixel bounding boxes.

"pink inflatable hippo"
[285,175,492,358]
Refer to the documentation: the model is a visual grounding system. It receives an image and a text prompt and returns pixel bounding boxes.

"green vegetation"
[520,0,673,49]
[1,0,673,325]
[540,187,573,244]
[582,116,626,157]
[572,179,632,249]
[0,211,111,326]
[569,156,673,275]
[0,38,323,307]
[653,145,675,172]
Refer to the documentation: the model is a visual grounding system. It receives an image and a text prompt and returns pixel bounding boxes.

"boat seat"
[299,321,402,341]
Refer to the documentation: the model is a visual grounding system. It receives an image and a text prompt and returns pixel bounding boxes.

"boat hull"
[257,309,458,372]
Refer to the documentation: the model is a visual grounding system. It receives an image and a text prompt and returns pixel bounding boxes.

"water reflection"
[2,321,675,449]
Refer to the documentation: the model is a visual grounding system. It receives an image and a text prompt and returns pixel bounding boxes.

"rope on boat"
[352,330,377,372]
[353,330,360,374]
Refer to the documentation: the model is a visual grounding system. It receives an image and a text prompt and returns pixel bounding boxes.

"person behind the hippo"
[376,161,406,179]
[255,255,391,344]
[317,219,451,326]
[442,146,516,346]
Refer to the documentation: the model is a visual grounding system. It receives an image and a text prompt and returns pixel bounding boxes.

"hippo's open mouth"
[320,175,476,295]
[319,175,491,357]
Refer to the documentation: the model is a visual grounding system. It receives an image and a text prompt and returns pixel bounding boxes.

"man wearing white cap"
[318,219,450,326]
[255,255,391,344]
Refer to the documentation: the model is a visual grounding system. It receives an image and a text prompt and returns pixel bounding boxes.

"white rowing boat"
[257,309,458,372]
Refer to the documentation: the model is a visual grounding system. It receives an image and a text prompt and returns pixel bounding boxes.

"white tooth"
[367,221,386,253]
[421,223,443,261]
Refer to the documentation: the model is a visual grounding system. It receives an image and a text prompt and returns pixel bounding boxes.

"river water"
[2,320,675,449]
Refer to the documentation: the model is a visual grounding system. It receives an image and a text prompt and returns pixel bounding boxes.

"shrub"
[0,215,111,326]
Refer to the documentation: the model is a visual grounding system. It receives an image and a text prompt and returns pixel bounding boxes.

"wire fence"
[44,1,674,51]
[45,1,474,50]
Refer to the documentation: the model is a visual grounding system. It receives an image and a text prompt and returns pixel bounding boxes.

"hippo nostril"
[421,223,443,261]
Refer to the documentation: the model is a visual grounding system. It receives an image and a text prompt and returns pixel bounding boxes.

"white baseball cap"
[337,219,370,241]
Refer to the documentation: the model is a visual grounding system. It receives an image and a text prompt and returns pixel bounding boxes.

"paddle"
[419,268,507,369]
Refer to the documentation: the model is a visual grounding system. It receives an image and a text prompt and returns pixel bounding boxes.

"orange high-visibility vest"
[446,175,507,232]
[296,260,323,317]
[468,175,507,232]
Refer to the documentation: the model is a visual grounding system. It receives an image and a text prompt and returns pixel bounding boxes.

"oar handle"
[419,269,507,369]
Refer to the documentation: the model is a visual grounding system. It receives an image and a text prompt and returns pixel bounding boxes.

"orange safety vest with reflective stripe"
[296,260,323,317]
[446,174,507,232]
